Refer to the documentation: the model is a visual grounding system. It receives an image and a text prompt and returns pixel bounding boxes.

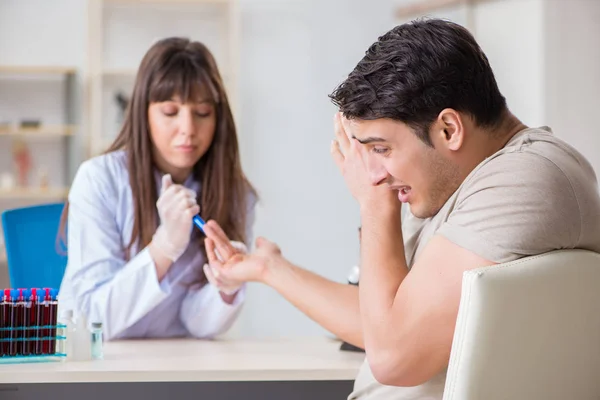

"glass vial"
[90,322,103,360]
[58,309,75,359]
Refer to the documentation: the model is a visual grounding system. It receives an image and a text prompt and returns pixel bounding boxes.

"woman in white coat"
[58,37,256,340]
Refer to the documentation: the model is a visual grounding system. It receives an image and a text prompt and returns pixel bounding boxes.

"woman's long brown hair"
[59,37,256,264]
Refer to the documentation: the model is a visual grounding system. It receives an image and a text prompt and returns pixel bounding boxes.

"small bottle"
[71,312,91,361]
[349,227,362,286]
[58,309,75,359]
[347,265,360,286]
[90,322,103,360]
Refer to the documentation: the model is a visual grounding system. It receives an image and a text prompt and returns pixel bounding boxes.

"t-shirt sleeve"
[436,153,581,263]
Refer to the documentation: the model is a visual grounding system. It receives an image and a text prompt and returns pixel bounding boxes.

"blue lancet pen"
[193,215,206,234]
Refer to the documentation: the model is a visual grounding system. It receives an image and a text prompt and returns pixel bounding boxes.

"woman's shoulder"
[70,150,129,201]
[76,150,128,180]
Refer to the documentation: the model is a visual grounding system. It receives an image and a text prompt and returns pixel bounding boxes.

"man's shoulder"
[439,131,600,262]
[463,149,571,197]
[463,128,598,209]
[483,126,596,185]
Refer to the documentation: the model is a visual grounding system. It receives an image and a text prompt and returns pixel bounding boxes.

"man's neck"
[485,113,528,157]
[458,112,527,179]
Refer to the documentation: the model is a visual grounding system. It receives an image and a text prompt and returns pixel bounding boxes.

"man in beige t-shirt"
[200,19,600,400]
[347,125,600,399]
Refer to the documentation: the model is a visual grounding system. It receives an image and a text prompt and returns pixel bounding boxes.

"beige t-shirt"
[349,126,600,400]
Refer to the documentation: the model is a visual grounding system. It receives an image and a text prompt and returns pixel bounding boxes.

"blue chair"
[1,203,68,289]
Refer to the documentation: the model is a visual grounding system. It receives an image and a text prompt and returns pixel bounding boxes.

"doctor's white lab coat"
[59,150,255,340]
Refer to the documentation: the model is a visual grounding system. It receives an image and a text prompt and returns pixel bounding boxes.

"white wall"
[544,0,600,177]
[474,0,546,128]
[0,1,86,67]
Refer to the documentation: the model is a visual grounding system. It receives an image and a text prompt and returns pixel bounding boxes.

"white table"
[0,337,365,399]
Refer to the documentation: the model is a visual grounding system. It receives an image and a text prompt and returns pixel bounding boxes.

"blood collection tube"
[31,288,41,355]
[48,289,58,354]
[0,289,8,356]
[22,289,32,356]
[8,289,18,356]
[15,289,27,355]
[35,288,47,355]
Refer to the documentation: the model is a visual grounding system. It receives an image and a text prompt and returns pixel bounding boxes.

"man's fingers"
[331,140,345,171]
[255,236,282,255]
[334,112,351,153]
[340,114,353,140]
[203,263,220,283]
[206,220,231,243]
[205,238,222,267]
[204,221,237,260]
[223,253,245,268]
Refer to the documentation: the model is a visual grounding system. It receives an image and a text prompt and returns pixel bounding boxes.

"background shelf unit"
[0,187,69,200]
[0,65,77,75]
[0,65,77,266]
[0,65,77,188]
[0,125,75,137]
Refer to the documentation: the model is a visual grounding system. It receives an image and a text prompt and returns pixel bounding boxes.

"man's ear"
[431,109,464,151]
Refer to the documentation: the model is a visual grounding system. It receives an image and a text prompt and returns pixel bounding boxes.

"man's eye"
[373,147,388,154]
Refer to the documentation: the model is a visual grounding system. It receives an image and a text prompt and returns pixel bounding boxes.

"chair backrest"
[444,249,600,400]
[1,203,67,289]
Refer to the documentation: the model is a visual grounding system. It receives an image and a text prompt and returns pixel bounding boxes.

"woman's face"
[148,95,216,183]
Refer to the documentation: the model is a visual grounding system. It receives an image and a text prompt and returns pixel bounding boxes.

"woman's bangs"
[149,59,219,105]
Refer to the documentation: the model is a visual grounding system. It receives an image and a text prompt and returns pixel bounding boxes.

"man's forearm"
[359,202,407,351]
[265,260,363,348]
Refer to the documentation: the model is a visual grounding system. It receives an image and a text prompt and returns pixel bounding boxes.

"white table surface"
[0,337,365,384]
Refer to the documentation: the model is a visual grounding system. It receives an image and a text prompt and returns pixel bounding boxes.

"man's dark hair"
[329,19,507,146]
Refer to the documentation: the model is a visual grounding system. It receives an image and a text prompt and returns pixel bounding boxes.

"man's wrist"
[261,254,290,287]
[360,197,401,220]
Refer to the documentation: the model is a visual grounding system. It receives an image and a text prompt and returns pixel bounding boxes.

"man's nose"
[365,156,388,185]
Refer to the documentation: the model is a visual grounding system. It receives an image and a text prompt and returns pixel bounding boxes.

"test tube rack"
[0,287,67,364]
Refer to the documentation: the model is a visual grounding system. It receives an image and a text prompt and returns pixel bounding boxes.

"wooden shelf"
[0,125,75,137]
[0,187,69,200]
[102,68,137,77]
[394,0,499,18]
[396,0,467,18]
[0,66,76,75]
[104,0,230,4]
